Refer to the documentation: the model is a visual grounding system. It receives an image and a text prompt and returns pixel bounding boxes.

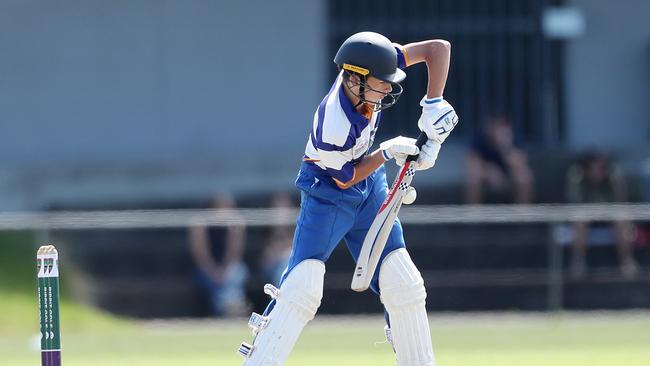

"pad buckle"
[263,283,280,299]
[238,342,254,358]
[384,325,395,351]
[248,312,270,335]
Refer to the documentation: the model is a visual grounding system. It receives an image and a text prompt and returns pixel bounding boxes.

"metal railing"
[4,203,649,311]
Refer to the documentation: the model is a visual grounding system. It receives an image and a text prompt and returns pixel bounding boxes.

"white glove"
[391,138,441,171]
[417,96,459,144]
[413,140,441,171]
[379,136,419,162]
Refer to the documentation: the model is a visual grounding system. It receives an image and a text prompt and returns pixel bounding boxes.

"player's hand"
[391,139,441,171]
[417,96,459,144]
[412,139,441,171]
[380,136,419,162]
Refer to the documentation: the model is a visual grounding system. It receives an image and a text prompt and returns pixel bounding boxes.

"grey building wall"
[0,0,325,209]
[565,0,650,150]
[2,1,649,210]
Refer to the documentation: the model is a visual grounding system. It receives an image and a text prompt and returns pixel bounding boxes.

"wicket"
[37,245,62,366]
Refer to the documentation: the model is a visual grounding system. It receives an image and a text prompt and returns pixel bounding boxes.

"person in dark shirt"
[465,113,534,204]
[566,151,639,278]
[188,194,249,316]
[259,193,294,286]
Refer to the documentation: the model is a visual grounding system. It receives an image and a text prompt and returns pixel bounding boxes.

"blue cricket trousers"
[280,162,406,294]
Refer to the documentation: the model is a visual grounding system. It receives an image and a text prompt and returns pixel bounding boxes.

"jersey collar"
[338,83,371,125]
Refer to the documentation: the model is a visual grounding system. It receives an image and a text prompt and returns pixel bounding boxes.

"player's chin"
[368,93,387,104]
[369,98,387,108]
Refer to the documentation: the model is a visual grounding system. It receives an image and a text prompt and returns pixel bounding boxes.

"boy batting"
[239,31,459,366]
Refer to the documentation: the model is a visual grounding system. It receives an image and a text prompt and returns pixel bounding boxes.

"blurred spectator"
[465,114,534,204]
[188,194,249,317]
[566,151,639,279]
[259,192,294,286]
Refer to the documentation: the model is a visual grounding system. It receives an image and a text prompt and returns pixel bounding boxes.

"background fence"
[5,203,649,317]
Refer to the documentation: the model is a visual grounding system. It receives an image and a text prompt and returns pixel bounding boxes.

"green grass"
[0,231,36,292]
[0,231,123,333]
[2,233,649,365]
[2,311,650,366]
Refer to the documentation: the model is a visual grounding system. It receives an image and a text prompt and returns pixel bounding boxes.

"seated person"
[259,192,294,286]
[566,151,639,279]
[188,194,249,316]
[465,113,534,204]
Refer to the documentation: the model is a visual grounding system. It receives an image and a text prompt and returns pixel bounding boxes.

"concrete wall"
[0,0,325,209]
[565,0,650,150]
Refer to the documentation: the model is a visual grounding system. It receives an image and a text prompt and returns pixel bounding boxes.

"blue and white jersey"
[303,71,381,186]
[303,45,409,187]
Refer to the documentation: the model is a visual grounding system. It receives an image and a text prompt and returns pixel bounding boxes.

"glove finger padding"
[417,97,459,144]
[394,156,406,167]
[380,136,419,161]
[391,144,419,156]
[413,140,441,171]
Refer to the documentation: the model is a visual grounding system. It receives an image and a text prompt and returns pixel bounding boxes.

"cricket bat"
[351,132,428,292]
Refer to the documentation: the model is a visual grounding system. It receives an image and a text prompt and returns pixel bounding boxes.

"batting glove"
[392,140,439,171]
[417,96,459,144]
[380,136,419,162]
[412,140,441,171]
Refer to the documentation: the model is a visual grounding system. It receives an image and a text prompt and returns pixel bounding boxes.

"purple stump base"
[41,350,61,366]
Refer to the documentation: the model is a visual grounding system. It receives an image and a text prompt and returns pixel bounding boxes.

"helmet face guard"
[334,32,407,112]
[342,70,403,111]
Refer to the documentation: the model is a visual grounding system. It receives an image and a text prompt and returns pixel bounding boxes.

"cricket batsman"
[238,31,459,366]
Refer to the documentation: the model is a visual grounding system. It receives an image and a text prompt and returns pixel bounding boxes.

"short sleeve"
[318,149,355,184]
[394,44,409,69]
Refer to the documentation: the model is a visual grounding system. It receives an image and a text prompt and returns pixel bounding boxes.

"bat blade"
[350,161,414,292]
[351,191,404,292]
[350,132,426,292]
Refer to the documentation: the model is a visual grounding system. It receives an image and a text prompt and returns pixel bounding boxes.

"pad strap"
[240,259,325,365]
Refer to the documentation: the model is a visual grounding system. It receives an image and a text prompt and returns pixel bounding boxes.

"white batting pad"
[379,248,435,366]
[242,259,325,366]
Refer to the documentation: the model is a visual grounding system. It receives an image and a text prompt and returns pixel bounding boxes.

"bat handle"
[406,132,429,162]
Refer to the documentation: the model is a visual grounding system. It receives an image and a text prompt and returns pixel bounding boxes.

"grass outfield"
[2,234,649,365]
[2,305,650,366]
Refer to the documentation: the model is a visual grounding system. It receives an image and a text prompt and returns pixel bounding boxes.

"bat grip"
[406,132,429,162]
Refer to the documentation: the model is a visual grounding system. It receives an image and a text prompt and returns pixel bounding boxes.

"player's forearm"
[334,151,385,189]
[403,40,451,98]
